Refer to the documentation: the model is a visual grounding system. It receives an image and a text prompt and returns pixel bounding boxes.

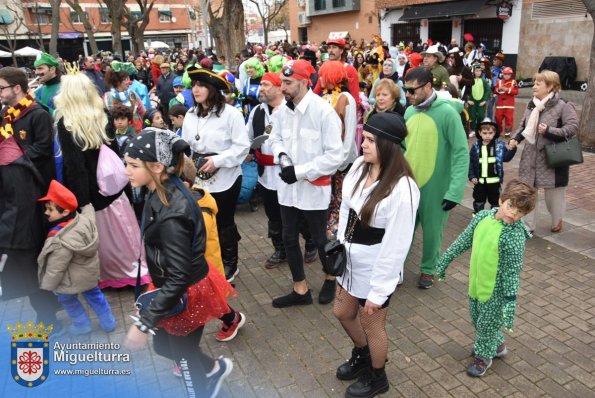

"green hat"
[34,52,59,68]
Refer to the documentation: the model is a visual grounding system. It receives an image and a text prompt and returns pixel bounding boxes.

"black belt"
[345,209,385,246]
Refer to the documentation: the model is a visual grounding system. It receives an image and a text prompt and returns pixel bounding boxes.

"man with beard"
[268,60,343,307]
[313,38,361,108]
[0,66,61,334]
[248,72,318,270]
[403,67,469,289]
[34,52,62,115]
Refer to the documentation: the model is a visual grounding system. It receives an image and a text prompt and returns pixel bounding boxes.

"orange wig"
[318,60,348,87]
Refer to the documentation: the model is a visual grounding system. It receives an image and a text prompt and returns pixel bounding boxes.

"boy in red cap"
[494,67,518,136]
[37,180,116,335]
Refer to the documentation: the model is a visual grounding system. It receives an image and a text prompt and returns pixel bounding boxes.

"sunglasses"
[404,83,426,95]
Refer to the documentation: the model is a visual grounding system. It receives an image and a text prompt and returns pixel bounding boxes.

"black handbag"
[323,210,357,277]
[545,136,584,168]
[192,152,219,180]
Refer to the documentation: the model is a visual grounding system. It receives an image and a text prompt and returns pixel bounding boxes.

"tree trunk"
[263,21,269,45]
[49,0,61,56]
[65,0,99,55]
[111,19,123,56]
[579,1,595,149]
[209,0,245,66]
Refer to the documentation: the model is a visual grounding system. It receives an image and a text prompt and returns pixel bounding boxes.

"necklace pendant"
[265,124,272,134]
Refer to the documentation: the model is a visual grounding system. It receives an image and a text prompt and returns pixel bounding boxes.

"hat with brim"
[327,38,346,48]
[420,45,445,63]
[478,117,500,135]
[186,66,230,91]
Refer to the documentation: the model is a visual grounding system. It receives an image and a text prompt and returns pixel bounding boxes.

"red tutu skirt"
[147,264,237,336]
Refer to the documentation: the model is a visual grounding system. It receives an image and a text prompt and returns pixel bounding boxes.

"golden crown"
[7,321,53,341]
[64,61,80,75]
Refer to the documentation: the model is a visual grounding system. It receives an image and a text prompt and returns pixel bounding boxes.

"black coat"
[57,118,121,211]
[140,179,209,329]
[10,103,55,188]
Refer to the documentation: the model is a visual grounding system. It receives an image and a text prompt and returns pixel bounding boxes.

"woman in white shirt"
[333,112,420,398]
[182,67,250,282]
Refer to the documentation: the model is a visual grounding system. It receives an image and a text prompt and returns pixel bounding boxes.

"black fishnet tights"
[333,285,389,368]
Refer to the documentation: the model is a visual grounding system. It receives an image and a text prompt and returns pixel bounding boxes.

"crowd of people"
[0,30,580,397]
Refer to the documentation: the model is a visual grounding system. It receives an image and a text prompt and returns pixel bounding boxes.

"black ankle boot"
[336,346,371,380]
[345,366,389,398]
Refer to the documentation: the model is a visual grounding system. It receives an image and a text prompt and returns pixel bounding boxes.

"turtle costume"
[404,95,469,277]
[435,209,531,359]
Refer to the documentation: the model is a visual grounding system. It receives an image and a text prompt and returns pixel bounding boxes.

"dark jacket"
[9,102,55,188]
[140,179,209,329]
[84,69,107,95]
[156,72,176,108]
[469,138,516,181]
[57,118,121,211]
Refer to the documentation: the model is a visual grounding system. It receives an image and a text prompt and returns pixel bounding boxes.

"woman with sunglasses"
[181,67,249,282]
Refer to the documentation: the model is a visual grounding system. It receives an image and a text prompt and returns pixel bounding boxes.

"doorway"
[428,20,452,45]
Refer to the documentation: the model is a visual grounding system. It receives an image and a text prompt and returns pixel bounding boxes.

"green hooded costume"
[404,96,469,276]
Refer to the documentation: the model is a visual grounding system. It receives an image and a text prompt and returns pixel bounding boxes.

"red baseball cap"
[327,38,346,48]
[38,180,78,212]
[502,67,514,74]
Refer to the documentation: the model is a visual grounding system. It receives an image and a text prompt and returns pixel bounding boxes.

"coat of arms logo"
[8,321,52,387]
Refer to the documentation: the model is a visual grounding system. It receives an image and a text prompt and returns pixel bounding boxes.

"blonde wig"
[54,73,109,150]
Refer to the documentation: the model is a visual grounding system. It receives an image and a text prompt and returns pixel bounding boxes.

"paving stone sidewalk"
[2,203,593,398]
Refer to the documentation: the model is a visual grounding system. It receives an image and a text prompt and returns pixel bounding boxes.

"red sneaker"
[215,312,246,342]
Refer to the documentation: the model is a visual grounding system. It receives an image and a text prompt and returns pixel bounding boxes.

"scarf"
[379,71,399,83]
[0,94,35,141]
[414,90,437,112]
[110,88,133,108]
[521,92,554,145]
[47,213,76,237]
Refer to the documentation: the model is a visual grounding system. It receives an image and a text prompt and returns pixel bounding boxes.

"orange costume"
[494,68,518,134]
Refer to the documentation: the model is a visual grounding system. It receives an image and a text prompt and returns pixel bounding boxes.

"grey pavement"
[2,200,594,398]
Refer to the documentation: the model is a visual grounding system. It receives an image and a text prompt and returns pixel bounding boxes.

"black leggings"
[153,327,214,396]
[211,176,242,229]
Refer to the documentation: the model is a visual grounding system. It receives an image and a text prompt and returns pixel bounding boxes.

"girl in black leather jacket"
[123,128,235,397]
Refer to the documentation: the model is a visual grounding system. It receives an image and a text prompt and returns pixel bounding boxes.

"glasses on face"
[404,83,425,95]
[0,84,15,92]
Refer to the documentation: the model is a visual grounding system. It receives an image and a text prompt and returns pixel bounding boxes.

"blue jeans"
[57,286,113,328]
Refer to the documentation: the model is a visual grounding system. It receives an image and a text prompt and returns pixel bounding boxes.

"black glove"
[442,199,457,211]
[279,166,297,184]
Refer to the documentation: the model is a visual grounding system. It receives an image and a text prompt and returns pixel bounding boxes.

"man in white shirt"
[268,60,343,307]
[248,72,318,270]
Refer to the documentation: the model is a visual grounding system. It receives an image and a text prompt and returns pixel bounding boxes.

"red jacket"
[494,78,518,107]
[150,62,162,87]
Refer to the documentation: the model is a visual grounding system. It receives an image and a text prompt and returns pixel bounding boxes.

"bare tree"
[122,0,156,56]
[99,0,126,56]
[270,2,290,42]
[580,0,595,148]
[29,2,47,52]
[49,0,62,57]
[208,0,246,65]
[248,0,287,45]
[0,4,25,66]
[64,0,100,55]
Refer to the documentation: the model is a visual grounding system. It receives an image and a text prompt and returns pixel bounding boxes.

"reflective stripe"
[480,145,497,178]
[479,177,500,184]
[495,106,515,109]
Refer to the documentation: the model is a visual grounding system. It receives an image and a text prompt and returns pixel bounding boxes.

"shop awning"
[0,9,15,24]
[400,0,485,20]
[158,10,172,17]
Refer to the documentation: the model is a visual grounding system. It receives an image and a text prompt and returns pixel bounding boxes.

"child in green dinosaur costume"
[435,179,537,377]
[403,67,470,289]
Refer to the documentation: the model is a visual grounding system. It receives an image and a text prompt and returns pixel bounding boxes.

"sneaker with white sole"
[467,356,492,377]
[215,312,246,342]
[206,356,233,398]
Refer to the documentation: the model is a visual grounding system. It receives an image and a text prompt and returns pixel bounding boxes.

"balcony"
[307,0,361,17]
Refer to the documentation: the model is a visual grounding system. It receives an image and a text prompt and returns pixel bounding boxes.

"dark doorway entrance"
[463,18,504,53]
[428,20,451,45]
[298,27,308,44]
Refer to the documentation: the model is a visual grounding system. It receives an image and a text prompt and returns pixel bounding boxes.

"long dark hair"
[192,81,225,117]
[352,135,415,227]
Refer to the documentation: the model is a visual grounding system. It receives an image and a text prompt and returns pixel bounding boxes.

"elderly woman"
[366,78,405,119]
[508,70,579,233]
[395,53,410,81]
[368,59,406,108]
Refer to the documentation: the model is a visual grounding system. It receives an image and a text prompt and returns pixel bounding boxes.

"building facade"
[289,0,379,44]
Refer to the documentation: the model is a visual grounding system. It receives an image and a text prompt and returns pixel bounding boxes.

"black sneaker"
[225,266,239,283]
[345,367,389,398]
[471,343,508,358]
[318,279,336,304]
[417,273,434,289]
[304,247,318,263]
[336,346,371,380]
[466,356,492,377]
[272,290,313,308]
[264,250,287,269]
[205,356,233,398]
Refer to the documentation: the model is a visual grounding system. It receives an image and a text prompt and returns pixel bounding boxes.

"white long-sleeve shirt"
[335,91,358,171]
[268,90,343,210]
[247,101,285,191]
[182,104,249,193]
[336,157,420,305]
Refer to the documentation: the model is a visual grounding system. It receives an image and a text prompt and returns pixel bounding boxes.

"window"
[33,11,49,24]
[332,0,345,7]
[159,10,172,22]
[99,8,110,24]
[70,11,81,24]
[314,0,326,11]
